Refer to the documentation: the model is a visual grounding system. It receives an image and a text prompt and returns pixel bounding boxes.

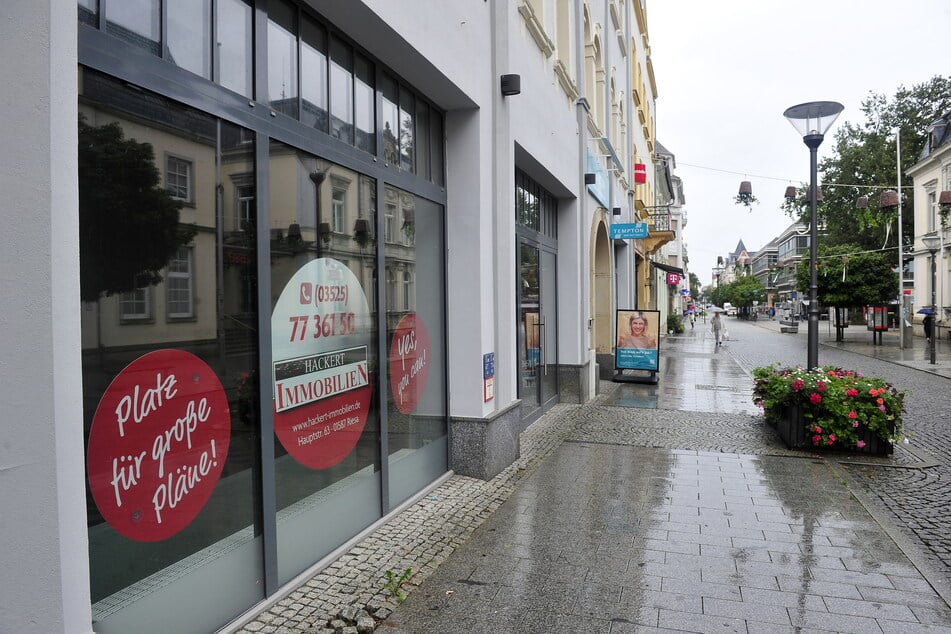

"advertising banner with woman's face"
[615,309,661,371]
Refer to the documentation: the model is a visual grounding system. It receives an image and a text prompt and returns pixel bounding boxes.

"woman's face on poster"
[630,316,647,334]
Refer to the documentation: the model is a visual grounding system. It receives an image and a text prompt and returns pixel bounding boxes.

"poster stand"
[613,368,658,384]
[613,309,661,384]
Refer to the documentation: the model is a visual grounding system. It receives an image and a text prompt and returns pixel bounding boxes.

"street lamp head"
[921,231,941,254]
[783,101,844,143]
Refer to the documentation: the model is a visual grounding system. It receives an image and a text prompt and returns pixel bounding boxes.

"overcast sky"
[646,0,950,288]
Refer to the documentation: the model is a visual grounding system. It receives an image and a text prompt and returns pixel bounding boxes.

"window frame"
[166,245,196,320]
[165,154,194,204]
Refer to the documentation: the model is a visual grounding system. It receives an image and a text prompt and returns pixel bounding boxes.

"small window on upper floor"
[166,155,193,204]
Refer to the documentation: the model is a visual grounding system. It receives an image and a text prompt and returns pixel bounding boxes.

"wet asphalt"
[376,318,951,633]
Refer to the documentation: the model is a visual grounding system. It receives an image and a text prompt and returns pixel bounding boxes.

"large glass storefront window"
[80,69,263,633]
[78,1,450,630]
[383,186,447,506]
[269,141,382,583]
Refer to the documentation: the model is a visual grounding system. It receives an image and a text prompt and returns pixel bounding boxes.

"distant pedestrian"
[711,312,723,346]
[924,313,934,342]
[689,313,696,329]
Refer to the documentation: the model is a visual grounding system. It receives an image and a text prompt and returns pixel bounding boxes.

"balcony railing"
[644,206,672,231]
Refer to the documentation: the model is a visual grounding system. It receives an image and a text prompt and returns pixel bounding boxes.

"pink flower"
[879,405,887,412]
[876,398,885,405]
[809,392,822,405]
[812,435,822,445]
[852,421,859,428]
[792,379,805,392]
[857,440,866,448]
[828,435,836,445]
[812,425,822,434]
[848,411,857,419]
[846,388,859,397]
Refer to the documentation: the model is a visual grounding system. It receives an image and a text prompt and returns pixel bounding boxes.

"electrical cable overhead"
[677,161,911,189]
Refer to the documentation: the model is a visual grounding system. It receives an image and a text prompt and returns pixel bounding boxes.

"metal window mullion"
[376,176,389,516]
[253,131,279,596]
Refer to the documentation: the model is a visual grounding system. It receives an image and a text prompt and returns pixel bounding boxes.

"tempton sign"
[272,258,372,469]
[388,313,431,414]
[87,349,231,542]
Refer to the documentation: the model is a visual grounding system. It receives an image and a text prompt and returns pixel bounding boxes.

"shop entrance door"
[518,240,558,420]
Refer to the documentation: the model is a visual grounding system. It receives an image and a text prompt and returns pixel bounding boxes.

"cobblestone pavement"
[234,319,951,633]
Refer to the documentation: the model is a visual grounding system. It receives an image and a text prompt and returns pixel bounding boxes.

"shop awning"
[650,261,684,276]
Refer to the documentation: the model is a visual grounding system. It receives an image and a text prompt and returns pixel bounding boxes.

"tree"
[688,272,701,300]
[795,243,896,341]
[722,275,766,317]
[79,116,197,302]
[783,76,951,254]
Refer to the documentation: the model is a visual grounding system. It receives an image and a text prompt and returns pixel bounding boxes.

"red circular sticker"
[389,313,431,414]
[87,350,231,542]
[271,258,372,469]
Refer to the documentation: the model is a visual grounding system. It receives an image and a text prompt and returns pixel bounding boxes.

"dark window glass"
[269,143,381,584]
[79,68,263,632]
[416,101,430,181]
[353,53,375,155]
[383,185,447,506]
[381,74,399,166]
[168,0,212,79]
[105,0,160,56]
[268,0,298,118]
[216,0,253,97]
[430,109,444,186]
[329,36,353,144]
[301,16,328,132]
[399,88,415,172]
[78,0,98,27]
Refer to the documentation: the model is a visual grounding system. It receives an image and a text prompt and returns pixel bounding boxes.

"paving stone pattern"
[238,319,951,633]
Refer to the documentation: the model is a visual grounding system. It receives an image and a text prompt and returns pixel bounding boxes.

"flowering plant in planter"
[752,365,905,449]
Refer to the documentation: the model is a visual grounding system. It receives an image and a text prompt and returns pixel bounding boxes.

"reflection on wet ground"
[607,330,758,415]
[377,324,951,633]
[381,442,951,632]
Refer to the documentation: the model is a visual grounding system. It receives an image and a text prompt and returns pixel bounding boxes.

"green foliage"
[752,365,905,448]
[715,275,765,309]
[794,243,896,307]
[794,76,951,253]
[78,115,196,302]
[383,568,413,603]
[667,314,685,334]
[734,191,759,209]
[688,272,701,300]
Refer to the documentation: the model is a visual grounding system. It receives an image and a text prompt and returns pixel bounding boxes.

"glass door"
[518,240,558,418]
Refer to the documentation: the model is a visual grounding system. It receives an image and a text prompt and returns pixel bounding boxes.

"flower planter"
[773,404,893,455]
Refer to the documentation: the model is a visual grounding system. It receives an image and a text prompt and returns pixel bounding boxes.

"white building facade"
[908,113,950,340]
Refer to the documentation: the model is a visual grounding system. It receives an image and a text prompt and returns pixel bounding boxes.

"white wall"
[0,1,93,632]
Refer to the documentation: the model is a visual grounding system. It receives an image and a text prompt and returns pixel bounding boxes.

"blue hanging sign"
[609,223,649,239]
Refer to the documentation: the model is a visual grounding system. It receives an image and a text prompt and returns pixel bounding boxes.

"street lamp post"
[922,231,941,365]
[783,101,844,370]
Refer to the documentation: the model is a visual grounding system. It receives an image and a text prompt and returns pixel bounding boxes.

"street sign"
[610,222,648,239]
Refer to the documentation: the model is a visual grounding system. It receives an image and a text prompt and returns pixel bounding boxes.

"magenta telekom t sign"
[666,273,681,286]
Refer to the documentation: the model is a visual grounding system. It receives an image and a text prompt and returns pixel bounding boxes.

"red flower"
[848,411,857,419]
[792,379,805,391]
[816,381,828,393]
[828,434,836,445]
[812,435,822,445]
[876,398,885,405]
[845,388,859,397]
[809,392,822,405]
